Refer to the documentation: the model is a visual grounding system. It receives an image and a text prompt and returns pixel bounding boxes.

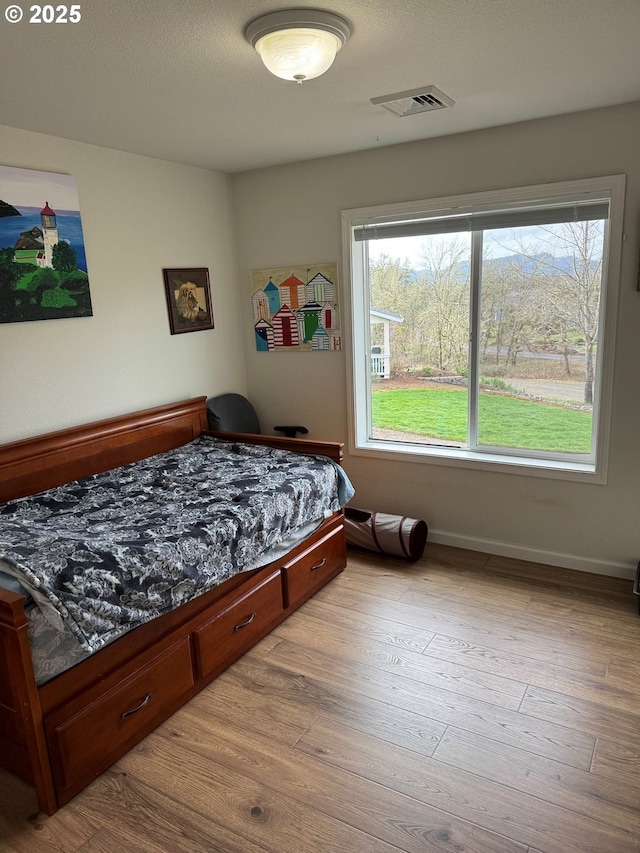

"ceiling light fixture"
[245,9,351,84]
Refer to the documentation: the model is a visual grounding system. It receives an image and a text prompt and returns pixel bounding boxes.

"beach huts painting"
[249,262,341,353]
[0,166,92,324]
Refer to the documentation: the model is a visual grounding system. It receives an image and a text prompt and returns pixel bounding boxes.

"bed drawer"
[282,522,346,611]
[193,569,283,681]
[46,636,194,798]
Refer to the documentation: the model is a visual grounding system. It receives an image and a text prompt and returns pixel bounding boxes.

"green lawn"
[372,388,592,453]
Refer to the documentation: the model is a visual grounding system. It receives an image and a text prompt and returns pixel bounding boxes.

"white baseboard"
[428,529,636,580]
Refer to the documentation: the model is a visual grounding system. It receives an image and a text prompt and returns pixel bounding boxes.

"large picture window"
[343,176,625,479]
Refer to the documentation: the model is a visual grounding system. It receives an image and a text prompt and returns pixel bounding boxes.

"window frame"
[341,175,626,483]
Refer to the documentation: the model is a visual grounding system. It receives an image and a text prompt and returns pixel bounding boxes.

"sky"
[0,165,81,212]
[367,228,551,269]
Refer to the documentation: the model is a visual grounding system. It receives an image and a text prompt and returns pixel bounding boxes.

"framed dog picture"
[163,267,214,334]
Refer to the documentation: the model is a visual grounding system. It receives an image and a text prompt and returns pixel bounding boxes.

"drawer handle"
[311,557,327,572]
[234,612,256,631]
[121,692,152,720]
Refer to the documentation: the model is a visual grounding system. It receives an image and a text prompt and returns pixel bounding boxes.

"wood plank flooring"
[2,543,639,853]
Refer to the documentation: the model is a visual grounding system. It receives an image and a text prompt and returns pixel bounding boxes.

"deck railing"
[371,351,391,379]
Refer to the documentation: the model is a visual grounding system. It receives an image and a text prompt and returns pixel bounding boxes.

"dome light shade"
[255,27,341,82]
[245,9,351,83]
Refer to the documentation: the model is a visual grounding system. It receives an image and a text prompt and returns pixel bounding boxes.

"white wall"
[0,126,247,442]
[2,109,638,578]
[231,103,640,578]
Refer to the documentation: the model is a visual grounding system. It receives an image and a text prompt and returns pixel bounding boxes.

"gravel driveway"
[508,378,585,403]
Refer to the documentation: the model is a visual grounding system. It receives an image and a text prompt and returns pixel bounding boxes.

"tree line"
[0,243,92,324]
[369,221,603,405]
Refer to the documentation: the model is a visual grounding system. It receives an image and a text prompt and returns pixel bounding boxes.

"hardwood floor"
[2,544,639,853]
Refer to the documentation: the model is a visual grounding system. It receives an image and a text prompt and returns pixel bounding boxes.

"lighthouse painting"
[0,165,93,324]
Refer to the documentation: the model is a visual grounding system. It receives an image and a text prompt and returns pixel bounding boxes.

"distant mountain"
[487,252,576,275]
[409,252,579,280]
[0,199,21,218]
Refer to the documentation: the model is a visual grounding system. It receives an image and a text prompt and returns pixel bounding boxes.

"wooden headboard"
[0,396,345,503]
[0,397,209,502]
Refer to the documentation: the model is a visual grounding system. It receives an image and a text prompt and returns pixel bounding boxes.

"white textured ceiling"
[1,0,639,173]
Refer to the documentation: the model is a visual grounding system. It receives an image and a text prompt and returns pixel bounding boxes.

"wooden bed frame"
[0,396,347,814]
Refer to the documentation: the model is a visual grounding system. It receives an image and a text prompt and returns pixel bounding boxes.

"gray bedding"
[10,518,324,685]
[0,436,353,666]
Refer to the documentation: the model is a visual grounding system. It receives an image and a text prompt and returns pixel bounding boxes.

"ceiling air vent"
[371,85,455,118]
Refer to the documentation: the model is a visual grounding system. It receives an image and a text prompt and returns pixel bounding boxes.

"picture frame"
[163,267,214,334]
[249,261,340,352]
[0,165,93,324]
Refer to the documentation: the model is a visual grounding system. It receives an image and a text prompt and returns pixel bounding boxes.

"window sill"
[350,438,604,483]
